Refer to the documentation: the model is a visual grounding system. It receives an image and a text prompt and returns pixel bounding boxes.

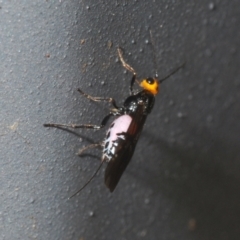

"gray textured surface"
[1,0,240,240]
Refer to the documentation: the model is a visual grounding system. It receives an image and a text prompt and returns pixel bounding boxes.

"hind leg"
[77,142,103,156]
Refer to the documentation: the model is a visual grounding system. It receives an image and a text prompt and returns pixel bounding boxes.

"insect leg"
[77,88,119,109]
[117,48,139,95]
[44,113,113,130]
[77,142,103,156]
[117,48,136,75]
[130,74,137,95]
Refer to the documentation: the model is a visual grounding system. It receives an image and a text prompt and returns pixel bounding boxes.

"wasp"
[44,46,184,197]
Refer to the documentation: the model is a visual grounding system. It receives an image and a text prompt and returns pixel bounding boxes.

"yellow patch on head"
[140,78,159,95]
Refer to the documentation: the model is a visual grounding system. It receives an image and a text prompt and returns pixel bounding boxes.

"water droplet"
[89,211,94,217]
[188,218,197,231]
[208,2,215,11]
[164,117,169,123]
[207,77,213,83]
[204,48,212,57]
[138,229,147,237]
[56,209,61,215]
[230,47,237,54]
[203,19,208,25]
[188,94,193,100]
[144,198,150,204]
[206,115,213,122]
[177,112,184,118]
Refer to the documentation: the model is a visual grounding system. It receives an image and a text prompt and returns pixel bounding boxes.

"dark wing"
[104,138,136,192]
[104,112,147,192]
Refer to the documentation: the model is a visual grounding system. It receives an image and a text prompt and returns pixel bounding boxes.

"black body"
[43,48,183,195]
[104,90,155,192]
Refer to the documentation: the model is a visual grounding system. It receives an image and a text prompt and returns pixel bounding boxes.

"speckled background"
[1,1,240,240]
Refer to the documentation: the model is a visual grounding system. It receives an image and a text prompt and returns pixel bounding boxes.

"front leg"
[117,48,139,95]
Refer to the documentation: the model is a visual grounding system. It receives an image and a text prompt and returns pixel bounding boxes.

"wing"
[104,137,135,192]
[104,112,147,192]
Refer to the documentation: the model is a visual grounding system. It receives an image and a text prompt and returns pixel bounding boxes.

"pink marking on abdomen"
[107,115,132,142]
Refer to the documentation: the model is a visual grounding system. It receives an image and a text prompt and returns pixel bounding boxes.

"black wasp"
[44,47,184,197]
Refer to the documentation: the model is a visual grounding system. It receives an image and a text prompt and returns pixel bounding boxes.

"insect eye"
[146,78,154,85]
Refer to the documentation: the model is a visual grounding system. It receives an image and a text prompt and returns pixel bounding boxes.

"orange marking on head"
[140,78,159,95]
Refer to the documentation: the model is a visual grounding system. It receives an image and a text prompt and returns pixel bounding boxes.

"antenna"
[150,29,185,83]
[159,62,185,83]
[149,29,159,78]
[69,161,104,199]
